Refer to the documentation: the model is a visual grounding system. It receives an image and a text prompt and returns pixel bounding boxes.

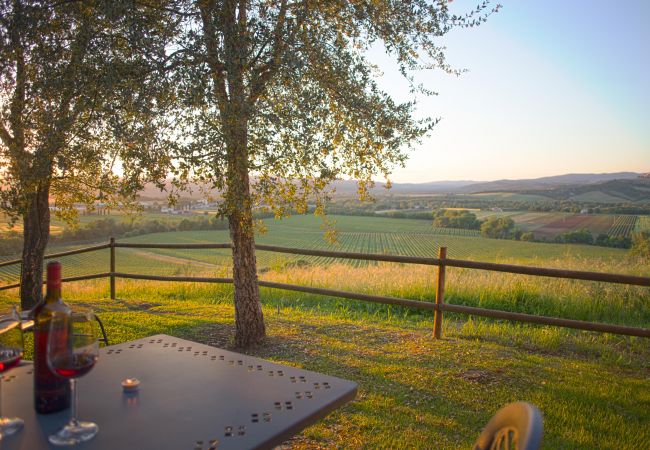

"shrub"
[556,228,594,245]
[480,217,515,239]
[433,209,482,229]
[631,231,650,258]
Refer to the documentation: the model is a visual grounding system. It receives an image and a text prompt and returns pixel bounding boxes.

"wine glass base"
[48,421,98,446]
[0,416,24,439]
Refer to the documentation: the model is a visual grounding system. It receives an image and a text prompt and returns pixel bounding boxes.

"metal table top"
[1,334,357,449]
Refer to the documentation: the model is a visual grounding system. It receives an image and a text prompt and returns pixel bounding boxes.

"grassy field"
[1,214,637,288]
[2,210,649,245]
[439,210,646,240]
[0,221,64,236]
[1,213,648,448]
[474,211,644,240]
[1,276,647,449]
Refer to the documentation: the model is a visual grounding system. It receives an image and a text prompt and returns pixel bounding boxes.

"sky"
[374,0,650,183]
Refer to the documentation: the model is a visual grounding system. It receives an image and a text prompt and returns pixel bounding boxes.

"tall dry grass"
[2,255,647,366]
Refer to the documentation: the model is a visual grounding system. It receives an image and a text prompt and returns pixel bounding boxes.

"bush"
[480,217,515,239]
[178,219,194,231]
[520,232,535,241]
[433,209,482,229]
[556,228,594,245]
[631,231,650,257]
[595,233,632,249]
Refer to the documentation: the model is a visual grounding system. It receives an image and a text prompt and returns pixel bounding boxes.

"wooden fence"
[1,238,649,338]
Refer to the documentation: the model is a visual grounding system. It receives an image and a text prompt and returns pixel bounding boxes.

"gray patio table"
[1,334,358,449]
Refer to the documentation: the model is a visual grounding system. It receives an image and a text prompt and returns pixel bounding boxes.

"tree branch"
[0,124,13,148]
[8,0,26,152]
[197,0,229,111]
[248,0,307,106]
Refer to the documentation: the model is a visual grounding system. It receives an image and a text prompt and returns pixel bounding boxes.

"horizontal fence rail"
[444,258,650,287]
[1,239,649,338]
[0,243,111,269]
[0,273,111,291]
[254,244,441,266]
[438,303,649,337]
[115,243,233,250]
[113,273,234,284]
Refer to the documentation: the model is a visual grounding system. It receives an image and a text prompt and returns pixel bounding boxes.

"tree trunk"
[20,183,51,310]
[229,206,266,347]
[227,125,266,348]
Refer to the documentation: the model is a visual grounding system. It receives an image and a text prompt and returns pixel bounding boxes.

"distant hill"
[137,172,647,202]
[138,178,481,199]
[460,172,640,194]
[526,177,650,203]
[462,174,649,203]
[328,179,479,195]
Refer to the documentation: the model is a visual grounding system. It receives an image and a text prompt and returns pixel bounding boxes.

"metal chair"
[472,402,543,450]
[19,311,110,346]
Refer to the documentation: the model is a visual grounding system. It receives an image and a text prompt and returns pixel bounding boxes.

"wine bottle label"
[34,328,71,414]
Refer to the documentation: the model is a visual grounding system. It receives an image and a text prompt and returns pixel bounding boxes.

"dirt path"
[125,248,225,269]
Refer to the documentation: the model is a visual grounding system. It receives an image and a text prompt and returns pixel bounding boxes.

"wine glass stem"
[69,378,79,427]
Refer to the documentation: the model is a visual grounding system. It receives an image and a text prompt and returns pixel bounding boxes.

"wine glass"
[0,307,24,440]
[47,309,99,446]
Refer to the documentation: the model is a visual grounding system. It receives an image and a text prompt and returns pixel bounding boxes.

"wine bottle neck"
[45,261,62,301]
[45,287,62,302]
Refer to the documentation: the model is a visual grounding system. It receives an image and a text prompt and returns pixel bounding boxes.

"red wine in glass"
[0,347,23,373]
[47,309,100,446]
[52,354,98,379]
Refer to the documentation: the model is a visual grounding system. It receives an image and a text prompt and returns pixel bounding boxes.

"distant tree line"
[327,196,650,216]
[0,217,229,256]
[431,210,519,239]
[551,229,632,248]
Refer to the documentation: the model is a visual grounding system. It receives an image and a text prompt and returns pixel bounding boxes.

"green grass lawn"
[2,279,648,449]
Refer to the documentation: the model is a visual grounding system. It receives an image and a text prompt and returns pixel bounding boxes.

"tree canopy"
[1,0,500,342]
[156,0,500,346]
[0,0,174,307]
[167,0,501,218]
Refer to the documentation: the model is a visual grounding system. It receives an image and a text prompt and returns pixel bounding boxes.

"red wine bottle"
[33,261,71,414]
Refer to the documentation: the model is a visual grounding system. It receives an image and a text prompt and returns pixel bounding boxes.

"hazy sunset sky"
[376,0,649,183]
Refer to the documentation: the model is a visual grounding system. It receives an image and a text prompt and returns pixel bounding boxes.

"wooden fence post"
[110,237,116,300]
[433,246,447,339]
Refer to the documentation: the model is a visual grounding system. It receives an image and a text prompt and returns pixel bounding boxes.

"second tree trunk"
[20,183,51,310]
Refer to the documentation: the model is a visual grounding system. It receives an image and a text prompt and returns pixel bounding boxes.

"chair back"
[472,402,543,450]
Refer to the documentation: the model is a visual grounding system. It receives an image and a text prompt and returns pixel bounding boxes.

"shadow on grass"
[179,319,517,449]
[177,316,650,449]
